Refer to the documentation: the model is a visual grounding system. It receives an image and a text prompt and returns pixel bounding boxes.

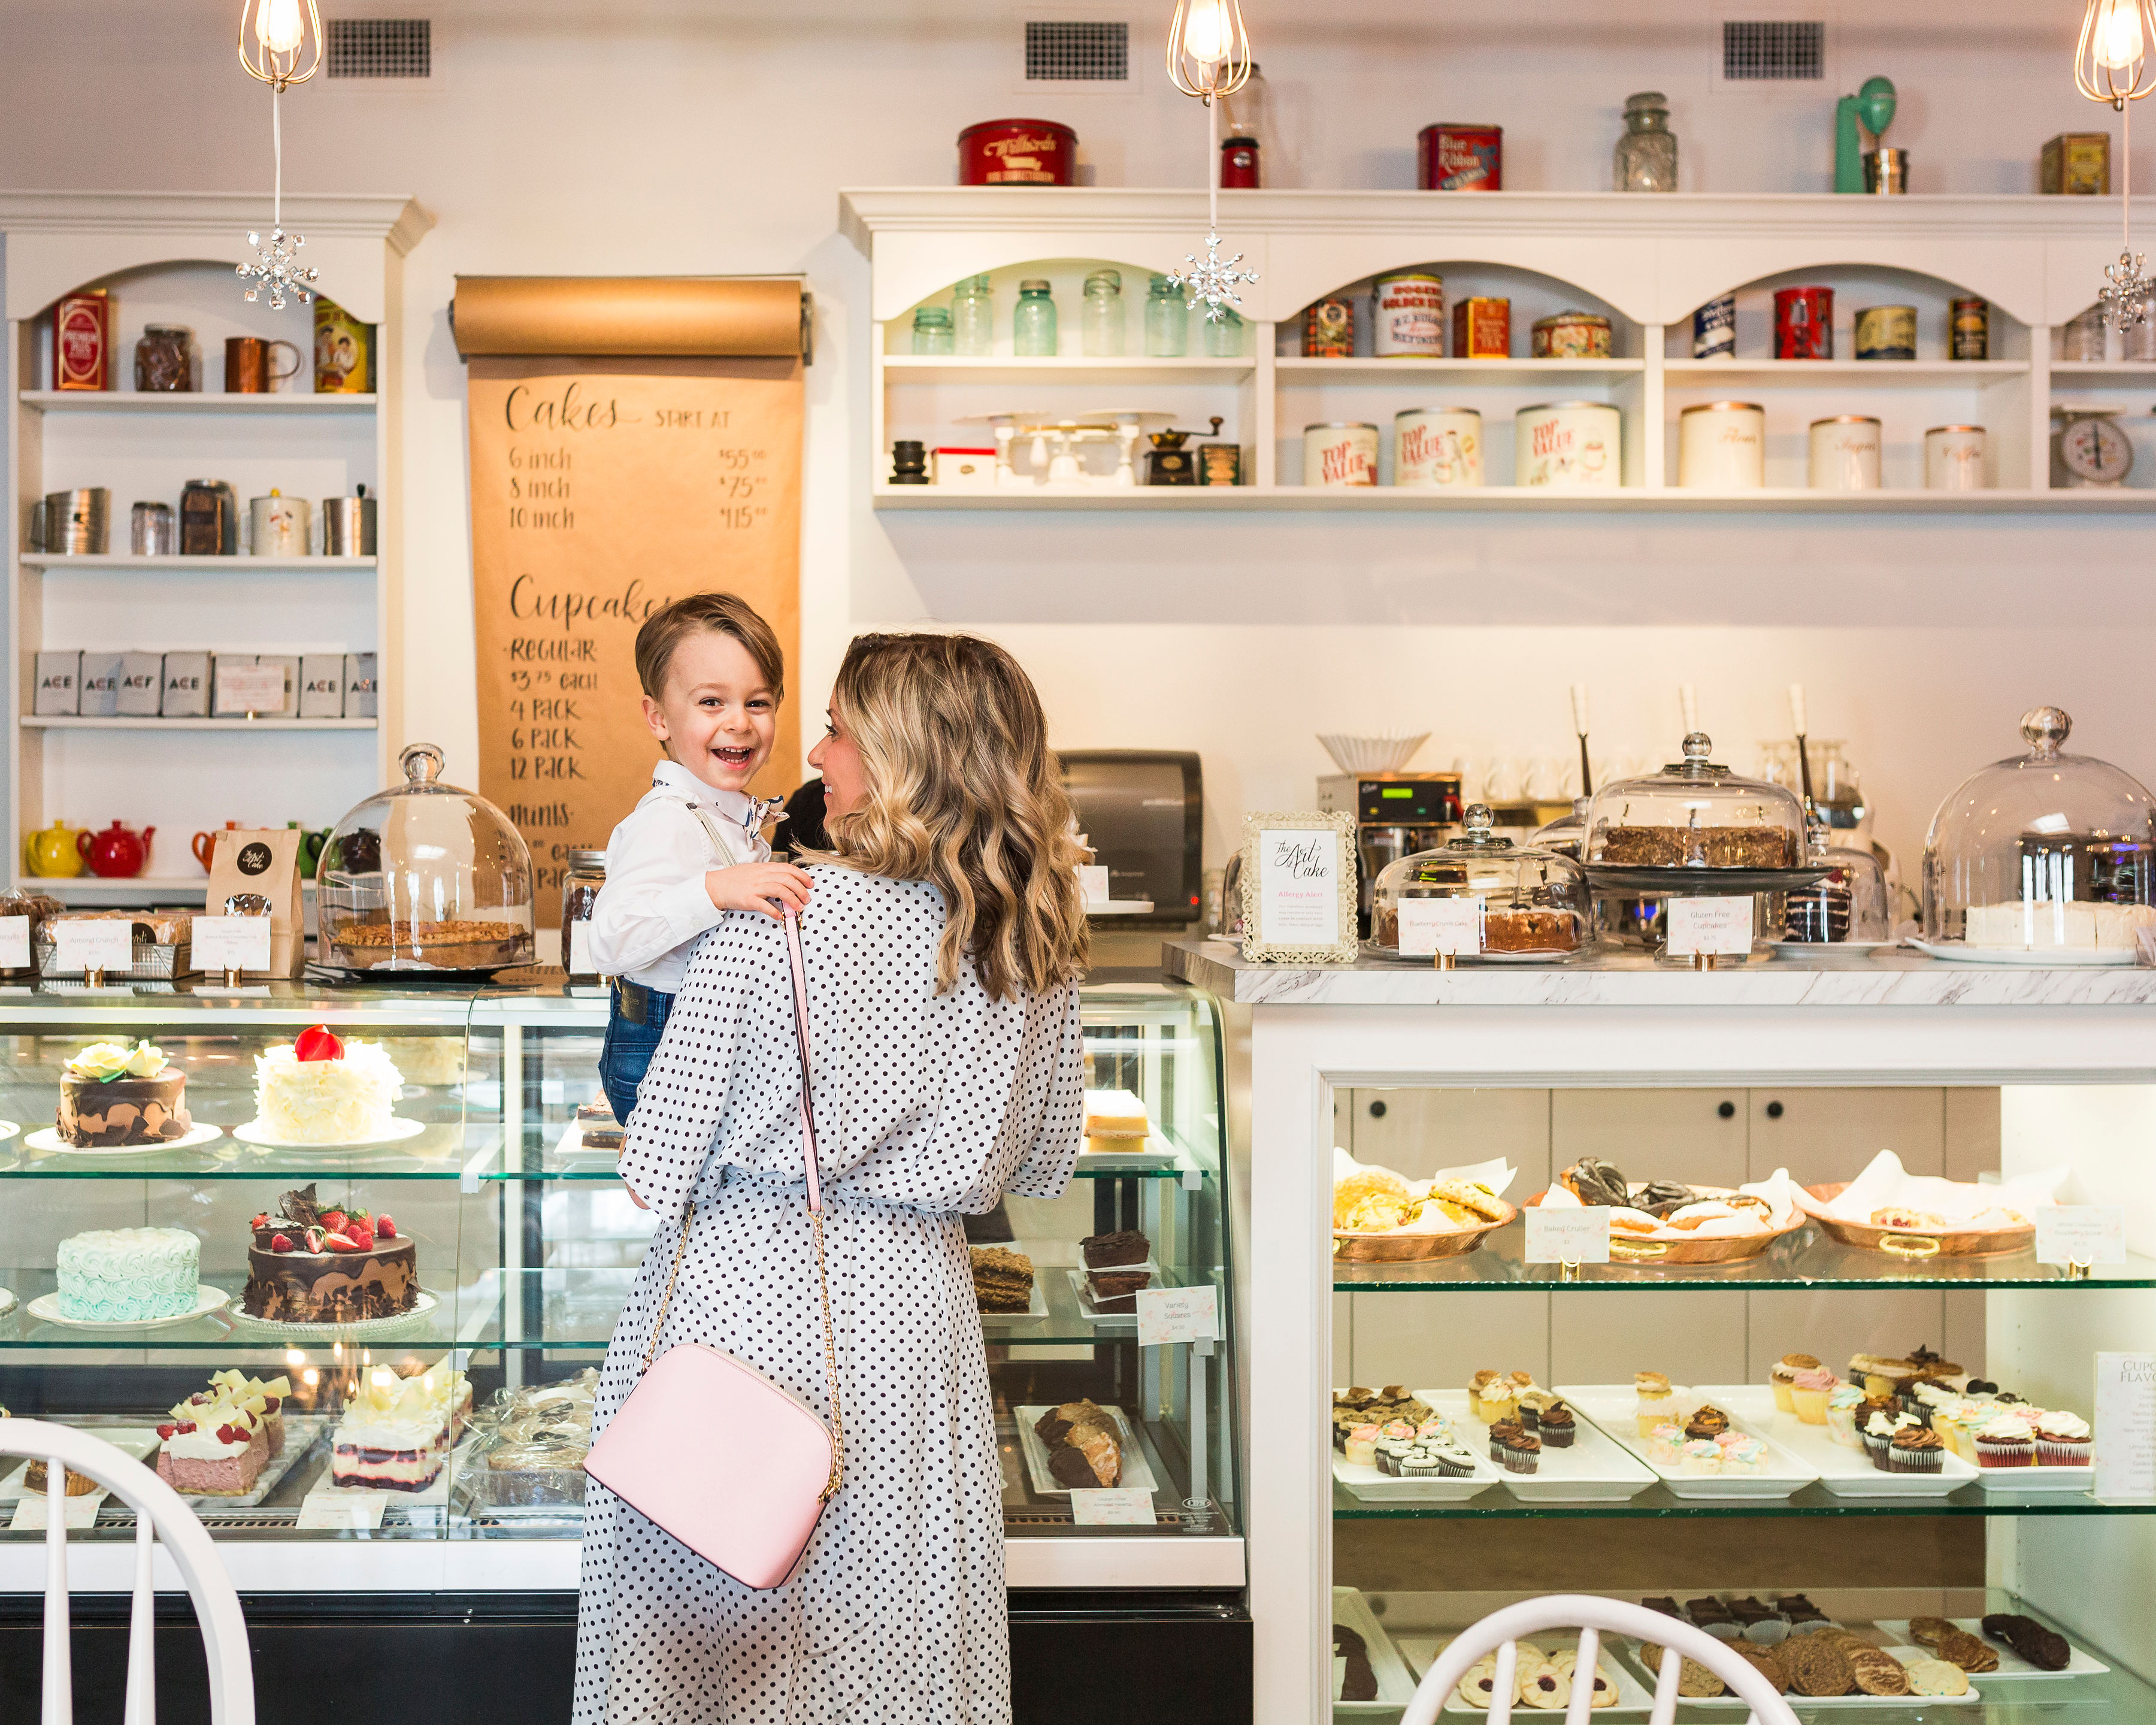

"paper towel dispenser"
[1058,750,1203,927]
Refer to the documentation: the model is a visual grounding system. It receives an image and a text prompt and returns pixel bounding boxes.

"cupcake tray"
[1427,1390,1658,1503]
[1395,1631,1655,1715]
[1872,1620,2109,1679]
[1556,1387,1822,1500]
[1331,1387,1501,1502]
[1609,1638,1982,1707]
[1331,1586,1421,1716]
[1695,1386,1978,1499]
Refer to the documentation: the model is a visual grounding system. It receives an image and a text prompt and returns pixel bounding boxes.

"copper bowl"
[1523,1184,1807,1266]
[1332,1197,1518,1263]
[1799,1181,2037,1260]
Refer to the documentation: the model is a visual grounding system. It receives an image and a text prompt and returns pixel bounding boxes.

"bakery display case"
[0,977,1240,1596]
[1366,804,1589,961]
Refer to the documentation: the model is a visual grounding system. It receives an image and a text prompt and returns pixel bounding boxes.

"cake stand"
[22,1121,222,1157]
[224,1288,439,1339]
[229,1117,427,1150]
[26,1285,231,1330]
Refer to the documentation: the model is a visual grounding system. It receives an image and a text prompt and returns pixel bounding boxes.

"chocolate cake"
[1482,906,1585,953]
[1080,1229,1149,1269]
[59,1070,190,1146]
[241,1184,418,1323]
[1600,825,1795,868]
[1333,1626,1377,1702]
[1085,1268,1153,1314]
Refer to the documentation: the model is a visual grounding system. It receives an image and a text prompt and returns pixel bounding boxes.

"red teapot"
[80,820,154,879]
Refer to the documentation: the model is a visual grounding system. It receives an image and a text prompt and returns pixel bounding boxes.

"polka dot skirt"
[574,867,1084,1725]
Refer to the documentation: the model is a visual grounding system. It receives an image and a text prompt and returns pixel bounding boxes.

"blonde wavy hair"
[811,633,1088,1000]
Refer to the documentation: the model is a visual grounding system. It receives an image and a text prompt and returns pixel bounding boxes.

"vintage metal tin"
[1924,425,1987,491]
[1854,305,1917,361]
[1219,135,1260,189]
[1452,297,1511,360]
[957,119,1077,186]
[1304,422,1379,488]
[1863,147,1909,195]
[1303,298,1355,358]
[1531,311,1613,359]
[1692,294,1737,360]
[53,290,111,391]
[314,301,373,394]
[2042,132,2110,196]
[1516,402,1621,488]
[1677,402,1766,489]
[1418,123,1502,192]
[1394,408,1483,488]
[1198,444,1242,486]
[248,492,310,558]
[1809,416,1882,490]
[1949,297,1991,361]
[1774,286,1834,361]
[1372,273,1446,357]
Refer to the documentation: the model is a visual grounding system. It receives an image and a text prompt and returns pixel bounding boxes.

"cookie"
[1638,1644,1725,1698]
[1936,1628,1998,1672]
[1455,1655,1507,1711]
[1848,1648,1914,1697]
[1517,1663,1572,1710]
[1731,1644,1788,1692]
[1904,1657,1972,1697]
[1780,1634,1855,1697]
[1982,1612,2072,1672]
[1908,1615,1955,1649]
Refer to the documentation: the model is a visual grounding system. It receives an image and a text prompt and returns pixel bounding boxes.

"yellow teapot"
[23,820,86,878]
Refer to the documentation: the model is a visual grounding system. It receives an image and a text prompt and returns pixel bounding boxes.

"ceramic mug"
[193,822,243,873]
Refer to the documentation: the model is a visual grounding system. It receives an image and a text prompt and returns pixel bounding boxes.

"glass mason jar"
[1204,307,1245,358]
[1615,91,1678,193]
[561,848,607,980]
[1145,274,1189,356]
[950,274,994,356]
[910,305,955,356]
[1013,279,1058,358]
[1082,270,1126,357]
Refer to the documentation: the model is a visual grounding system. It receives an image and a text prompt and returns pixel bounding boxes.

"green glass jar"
[950,274,994,356]
[1203,307,1244,359]
[1013,279,1058,358]
[910,305,955,356]
[1144,275,1188,357]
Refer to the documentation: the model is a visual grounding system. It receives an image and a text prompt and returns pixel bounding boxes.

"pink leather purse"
[583,905,843,1589]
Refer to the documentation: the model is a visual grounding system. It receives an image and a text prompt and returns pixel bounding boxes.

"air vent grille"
[1025,20,1128,82]
[327,17,432,78]
[1722,20,1824,81]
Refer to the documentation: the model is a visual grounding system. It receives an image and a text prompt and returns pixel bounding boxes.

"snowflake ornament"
[1168,230,1259,323]
[2100,247,2154,331]
[236,226,319,311]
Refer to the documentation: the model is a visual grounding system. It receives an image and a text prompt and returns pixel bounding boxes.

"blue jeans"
[598,986,673,1124]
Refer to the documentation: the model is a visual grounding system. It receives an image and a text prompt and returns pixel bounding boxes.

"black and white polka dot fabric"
[574,865,1083,1725]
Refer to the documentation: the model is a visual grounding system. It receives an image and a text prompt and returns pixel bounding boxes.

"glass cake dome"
[1370,804,1591,960]
[315,743,537,976]
[1922,706,2155,952]
[1585,733,1807,872]
[1779,816,1894,945]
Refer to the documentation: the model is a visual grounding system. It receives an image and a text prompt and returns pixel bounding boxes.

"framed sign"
[1239,812,1359,965]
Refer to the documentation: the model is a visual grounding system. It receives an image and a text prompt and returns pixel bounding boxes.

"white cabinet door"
[1343,1087,1552,1188]
[1551,1087,1748,1191]
[1748,1087,1946,1185]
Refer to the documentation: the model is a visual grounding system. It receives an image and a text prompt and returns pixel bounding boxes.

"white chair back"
[1398,1593,1803,1725]
[0,1419,254,1725]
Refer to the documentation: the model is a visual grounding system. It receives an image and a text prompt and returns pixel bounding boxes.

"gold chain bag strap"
[582,898,843,1584]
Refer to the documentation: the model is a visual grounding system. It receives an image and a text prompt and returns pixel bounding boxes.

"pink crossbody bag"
[583,904,843,1589]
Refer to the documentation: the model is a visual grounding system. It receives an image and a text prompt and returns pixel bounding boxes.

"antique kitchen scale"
[961,411,1238,488]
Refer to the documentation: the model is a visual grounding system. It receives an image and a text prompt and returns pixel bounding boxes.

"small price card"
[1666,896,1753,958]
[1078,865,1110,906]
[1396,897,1483,958]
[10,1487,104,1531]
[217,662,287,713]
[0,917,28,970]
[1525,1205,1610,1264]
[1068,1487,1157,1527]
[2096,1353,2156,1499]
[1135,1284,1218,1348]
[297,1493,387,1530]
[569,922,594,976]
[192,915,273,973]
[2036,1205,2127,1266]
[53,919,134,974]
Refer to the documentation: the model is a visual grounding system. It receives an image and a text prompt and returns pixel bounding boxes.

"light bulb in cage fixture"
[2075,0,2156,328]
[1167,0,1250,101]
[234,0,323,310]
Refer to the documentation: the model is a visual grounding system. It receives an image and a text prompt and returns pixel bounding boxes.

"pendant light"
[235,0,324,310]
[1163,0,1259,325]
[2075,0,2156,327]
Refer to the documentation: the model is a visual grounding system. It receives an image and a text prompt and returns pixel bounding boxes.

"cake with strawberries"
[252,1025,403,1145]
[58,1040,190,1146]
[241,1184,417,1323]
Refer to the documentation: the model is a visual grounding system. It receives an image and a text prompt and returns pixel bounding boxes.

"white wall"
[4,0,2152,871]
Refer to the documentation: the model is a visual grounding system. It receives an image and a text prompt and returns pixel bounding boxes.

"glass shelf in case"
[1331,1479,2156,1520]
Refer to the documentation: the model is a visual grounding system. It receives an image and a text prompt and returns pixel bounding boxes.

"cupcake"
[1415,1416,1452,1444]
[2034,1412,2093,1468]
[1975,1413,2036,1468]
[1493,1427,1542,1474]
[1480,1382,1518,1427]
[1345,1423,1380,1467]
[1395,1442,1438,1478]
[1861,1411,1899,1467]
[1679,1439,1723,1476]
[1685,1405,1731,1439]
[1381,1419,1415,1443]
[1889,1426,1946,1475]
[1826,1384,1867,1449]
[1488,1418,1527,1461]
[1634,1371,1676,1436]
[1719,1433,1767,1474]
[1940,1407,1985,1466]
[1468,1369,1503,1418]
[1376,1437,1412,1475]
[1789,1366,1839,1425]
[1648,1421,1686,1463]
[1770,1352,1821,1415]
[1518,1387,1558,1430]
[1538,1401,1577,1448]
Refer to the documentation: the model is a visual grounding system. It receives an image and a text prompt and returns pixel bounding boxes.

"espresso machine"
[1317,773,1465,937]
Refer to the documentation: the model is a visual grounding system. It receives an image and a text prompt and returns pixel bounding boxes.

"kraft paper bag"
[204,827,305,978]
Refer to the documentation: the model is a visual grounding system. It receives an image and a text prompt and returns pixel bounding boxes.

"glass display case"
[1921,706,2155,954]
[0,978,1238,1587]
[1367,805,1590,960]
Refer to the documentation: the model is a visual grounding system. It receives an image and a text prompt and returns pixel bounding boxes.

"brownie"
[1080,1229,1150,1269]
[1047,1447,1100,1490]
[1333,1625,1377,1702]
[1982,1614,2070,1671]
[1640,1596,1683,1620]
[1600,824,1795,868]
[1085,1268,1152,1314]
[1727,1597,1776,1629]
[970,1245,1034,1312]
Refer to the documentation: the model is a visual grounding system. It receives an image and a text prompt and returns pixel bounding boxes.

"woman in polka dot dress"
[576,633,1090,1725]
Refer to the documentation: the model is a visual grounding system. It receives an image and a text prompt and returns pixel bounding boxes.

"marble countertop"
[1162,939,2156,1007]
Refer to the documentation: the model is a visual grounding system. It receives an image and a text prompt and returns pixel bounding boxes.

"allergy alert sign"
[465,355,802,900]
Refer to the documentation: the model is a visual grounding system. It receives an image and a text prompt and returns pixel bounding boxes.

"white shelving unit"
[2,190,429,904]
[840,187,2156,509]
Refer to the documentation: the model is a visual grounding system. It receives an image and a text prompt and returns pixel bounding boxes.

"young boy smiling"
[586,592,812,1123]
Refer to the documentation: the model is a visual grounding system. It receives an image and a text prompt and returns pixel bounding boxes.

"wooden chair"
[1,1418,254,1725]
[1399,1593,1803,1725]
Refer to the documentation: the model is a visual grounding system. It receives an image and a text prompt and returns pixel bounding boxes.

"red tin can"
[1220,135,1260,189]
[1452,296,1512,359]
[958,119,1078,186]
[1774,286,1835,361]
[53,289,112,391]
[1418,123,1502,192]
[1304,298,1355,358]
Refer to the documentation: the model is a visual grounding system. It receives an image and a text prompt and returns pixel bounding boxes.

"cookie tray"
[1872,1621,2109,1679]
[1394,1630,1655,1714]
[1610,1638,1982,1706]
[1693,1386,1979,1499]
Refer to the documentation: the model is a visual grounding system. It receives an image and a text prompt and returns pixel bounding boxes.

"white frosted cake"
[55,1227,200,1322]
[1963,900,2156,951]
[253,1026,403,1144]
[331,1360,471,1493]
